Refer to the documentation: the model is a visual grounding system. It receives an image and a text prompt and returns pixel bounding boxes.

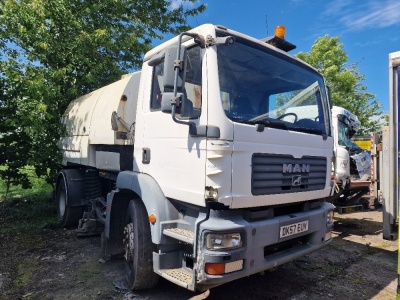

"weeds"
[0,173,59,236]
[363,242,379,256]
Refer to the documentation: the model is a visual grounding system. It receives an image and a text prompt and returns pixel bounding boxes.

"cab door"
[136,45,208,207]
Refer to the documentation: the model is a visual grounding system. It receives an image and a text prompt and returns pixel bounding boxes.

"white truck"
[284,104,371,209]
[370,51,399,290]
[379,51,399,241]
[330,106,371,208]
[56,24,335,291]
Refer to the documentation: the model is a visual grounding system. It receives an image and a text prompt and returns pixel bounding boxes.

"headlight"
[206,232,243,251]
[325,210,334,241]
[326,210,334,225]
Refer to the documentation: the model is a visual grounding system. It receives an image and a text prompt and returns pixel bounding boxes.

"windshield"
[337,117,352,147]
[217,39,329,136]
[337,117,361,152]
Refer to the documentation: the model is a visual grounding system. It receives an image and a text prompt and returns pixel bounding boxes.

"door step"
[161,268,193,288]
[163,228,194,244]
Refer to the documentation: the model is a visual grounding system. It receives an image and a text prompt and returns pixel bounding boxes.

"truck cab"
[135,24,334,209]
[330,106,371,205]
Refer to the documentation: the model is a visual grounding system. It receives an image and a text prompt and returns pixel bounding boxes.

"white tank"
[59,72,140,169]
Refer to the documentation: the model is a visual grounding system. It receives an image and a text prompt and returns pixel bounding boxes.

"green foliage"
[0,166,52,199]
[0,0,206,188]
[296,35,383,135]
[0,174,56,235]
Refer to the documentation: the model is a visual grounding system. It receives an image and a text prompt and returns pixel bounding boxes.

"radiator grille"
[251,154,327,195]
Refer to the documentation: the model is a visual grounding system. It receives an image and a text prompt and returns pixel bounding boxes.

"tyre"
[374,196,382,208]
[124,199,159,290]
[56,172,83,228]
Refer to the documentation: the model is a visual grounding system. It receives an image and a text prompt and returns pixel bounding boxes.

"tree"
[0,0,206,190]
[296,35,383,136]
[0,60,33,196]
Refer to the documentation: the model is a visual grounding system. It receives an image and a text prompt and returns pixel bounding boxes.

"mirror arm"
[170,32,199,128]
[172,32,198,95]
[111,111,131,131]
[171,104,195,127]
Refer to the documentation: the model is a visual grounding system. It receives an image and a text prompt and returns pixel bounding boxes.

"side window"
[150,46,202,119]
[182,46,202,119]
[150,59,164,111]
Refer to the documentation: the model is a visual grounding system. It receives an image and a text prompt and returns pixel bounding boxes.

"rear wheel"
[124,199,159,290]
[56,173,83,228]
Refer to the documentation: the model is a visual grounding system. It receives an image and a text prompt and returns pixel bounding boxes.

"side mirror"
[111,112,119,131]
[161,92,186,114]
[215,36,235,46]
[111,111,130,131]
[163,45,187,91]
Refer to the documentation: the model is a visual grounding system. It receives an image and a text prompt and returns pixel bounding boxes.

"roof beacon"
[262,25,296,52]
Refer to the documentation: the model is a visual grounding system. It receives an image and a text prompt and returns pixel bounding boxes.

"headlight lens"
[327,210,334,224]
[325,210,334,241]
[206,232,242,251]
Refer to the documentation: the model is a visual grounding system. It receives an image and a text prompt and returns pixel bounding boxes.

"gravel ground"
[0,207,398,300]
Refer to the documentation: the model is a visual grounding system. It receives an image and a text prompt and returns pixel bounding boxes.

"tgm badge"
[292,175,302,186]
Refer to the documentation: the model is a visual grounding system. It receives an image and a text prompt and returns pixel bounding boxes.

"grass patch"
[362,242,379,256]
[0,166,53,201]
[74,261,104,286]
[374,242,392,250]
[328,265,347,278]
[0,192,60,235]
[294,259,326,272]
[15,260,41,287]
[0,170,59,236]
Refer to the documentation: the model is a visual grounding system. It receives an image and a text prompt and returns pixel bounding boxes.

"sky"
[171,0,400,113]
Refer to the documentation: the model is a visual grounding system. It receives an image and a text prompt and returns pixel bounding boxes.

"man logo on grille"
[283,163,310,173]
[292,175,302,186]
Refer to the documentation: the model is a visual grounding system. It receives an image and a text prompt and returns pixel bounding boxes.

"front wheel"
[124,199,159,290]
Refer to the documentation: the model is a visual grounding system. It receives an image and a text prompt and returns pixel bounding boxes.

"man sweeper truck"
[57,24,335,291]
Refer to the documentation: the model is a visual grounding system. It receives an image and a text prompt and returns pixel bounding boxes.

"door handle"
[142,148,151,164]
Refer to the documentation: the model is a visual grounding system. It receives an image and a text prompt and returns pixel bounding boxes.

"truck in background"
[352,136,372,151]
[372,50,399,292]
[330,106,372,210]
[285,104,372,210]
[379,51,399,241]
[56,24,335,291]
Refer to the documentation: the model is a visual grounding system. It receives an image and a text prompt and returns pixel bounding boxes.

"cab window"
[150,46,202,119]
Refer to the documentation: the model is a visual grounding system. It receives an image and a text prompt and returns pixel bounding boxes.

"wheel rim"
[58,185,66,218]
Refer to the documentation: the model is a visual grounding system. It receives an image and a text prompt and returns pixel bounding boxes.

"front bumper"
[195,201,334,290]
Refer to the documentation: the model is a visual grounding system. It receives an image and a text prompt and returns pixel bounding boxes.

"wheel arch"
[106,171,179,245]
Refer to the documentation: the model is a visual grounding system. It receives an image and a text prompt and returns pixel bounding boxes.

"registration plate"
[280,220,309,238]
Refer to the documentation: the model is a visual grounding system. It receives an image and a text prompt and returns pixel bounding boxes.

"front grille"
[251,154,327,195]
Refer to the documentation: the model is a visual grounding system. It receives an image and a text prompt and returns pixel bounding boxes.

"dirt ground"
[0,206,398,300]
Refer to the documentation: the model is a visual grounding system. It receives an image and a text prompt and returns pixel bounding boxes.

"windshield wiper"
[262,119,288,130]
[289,126,322,135]
[242,118,288,130]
